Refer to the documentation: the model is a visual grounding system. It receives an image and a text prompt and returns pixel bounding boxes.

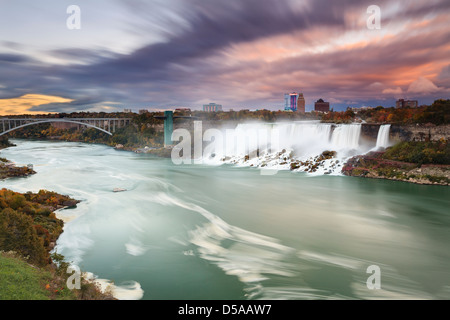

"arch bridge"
[0,118,132,136]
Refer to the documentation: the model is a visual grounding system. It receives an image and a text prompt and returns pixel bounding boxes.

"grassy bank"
[0,251,115,300]
[0,251,55,300]
[0,183,114,299]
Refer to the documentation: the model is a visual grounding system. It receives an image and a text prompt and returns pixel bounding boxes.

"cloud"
[407,77,441,94]
[0,0,450,111]
[0,53,33,63]
[382,87,403,95]
[438,64,450,80]
[0,94,73,116]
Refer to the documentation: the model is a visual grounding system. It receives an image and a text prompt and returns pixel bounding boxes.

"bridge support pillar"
[164,111,174,147]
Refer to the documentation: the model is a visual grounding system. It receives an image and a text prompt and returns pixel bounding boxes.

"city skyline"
[1,0,450,115]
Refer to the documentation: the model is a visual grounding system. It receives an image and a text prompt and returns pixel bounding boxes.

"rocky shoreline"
[115,142,450,186]
[342,151,450,186]
[0,157,36,180]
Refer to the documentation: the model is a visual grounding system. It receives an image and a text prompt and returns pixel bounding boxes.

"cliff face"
[390,124,450,142]
[361,124,450,142]
[360,124,381,142]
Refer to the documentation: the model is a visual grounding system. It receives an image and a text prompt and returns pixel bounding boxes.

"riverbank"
[342,151,450,186]
[0,251,115,300]
[114,143,172,157]
[1,139,35,180]
[0,157,36,180]
[0,143,115,300]
[0,189,115,300]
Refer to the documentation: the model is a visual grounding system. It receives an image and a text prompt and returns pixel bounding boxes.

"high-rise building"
[314,99,330,112]
[284,93,290,111]
[284,92,305,112]
[203,103,223,112]
[297,93,305,113]
[289,93,298,111]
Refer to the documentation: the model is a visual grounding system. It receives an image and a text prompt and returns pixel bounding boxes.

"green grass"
[0,252,52,300]
[0,252,111,300]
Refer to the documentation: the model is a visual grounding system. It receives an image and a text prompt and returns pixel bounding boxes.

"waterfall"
[200,121,364,175]
[375,124,391,149]
[330,124,361,150]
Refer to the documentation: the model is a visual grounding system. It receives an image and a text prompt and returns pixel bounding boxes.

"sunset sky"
[0,0,449,115]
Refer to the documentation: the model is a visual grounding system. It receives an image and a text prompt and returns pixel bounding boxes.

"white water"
[331,124,362,150]
[202,121,369,175]
[375,124,391,149]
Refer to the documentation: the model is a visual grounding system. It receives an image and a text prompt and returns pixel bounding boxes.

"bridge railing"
[0,118,132,136]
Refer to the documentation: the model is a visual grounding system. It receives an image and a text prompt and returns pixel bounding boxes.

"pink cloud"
[407,77,441,94]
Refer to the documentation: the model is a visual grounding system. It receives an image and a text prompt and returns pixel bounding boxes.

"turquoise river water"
[1,139,449,300]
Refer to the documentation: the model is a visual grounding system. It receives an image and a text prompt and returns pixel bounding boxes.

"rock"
[62,200,78,208]
[290,162,300,170]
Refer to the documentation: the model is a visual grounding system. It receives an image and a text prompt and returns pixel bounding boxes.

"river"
[1,139,450,300]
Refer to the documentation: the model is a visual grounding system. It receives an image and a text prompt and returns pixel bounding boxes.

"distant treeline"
[2,99,448,149]
[322,99,450,125]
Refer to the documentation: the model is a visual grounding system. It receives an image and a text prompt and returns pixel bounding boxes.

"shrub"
[383,140,450,165]
[0,208,48,266]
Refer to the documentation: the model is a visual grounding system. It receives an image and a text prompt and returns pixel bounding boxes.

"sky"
[0,0,449,115]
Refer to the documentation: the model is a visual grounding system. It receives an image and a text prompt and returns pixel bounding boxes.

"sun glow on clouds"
[0,1,449,110]
[0,94,73,116]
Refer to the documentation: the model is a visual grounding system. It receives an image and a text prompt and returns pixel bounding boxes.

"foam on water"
[150,190,443,299]
[125,237,148,256]
[83,272,144,300]
[149,192,303,296]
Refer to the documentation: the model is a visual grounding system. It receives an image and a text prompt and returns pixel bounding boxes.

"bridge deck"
[0,118,132,136]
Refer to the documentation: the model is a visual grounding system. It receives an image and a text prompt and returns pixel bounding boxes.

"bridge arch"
[0,119,113,137]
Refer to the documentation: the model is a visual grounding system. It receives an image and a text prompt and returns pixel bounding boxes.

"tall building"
[396,99,418,108]
[289,93,298,111]
[203,103,223,112]
[314,98,330,112]
[284,93,290,111]
[284,92,305,112]
[297,93,305,113]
